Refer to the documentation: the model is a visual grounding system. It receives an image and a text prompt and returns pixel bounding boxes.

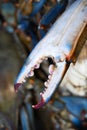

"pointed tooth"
[40,91,44,95]
[47,79,50,83]
[48,75,51,79]
[45,57,48,60]
[49,64,55,75]
[44,81,48,87]
[34,64,40,69]
[28,71,34,77]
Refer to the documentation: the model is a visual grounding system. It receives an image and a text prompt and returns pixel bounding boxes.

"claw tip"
[14,83,22,92]
[32,95,45,109]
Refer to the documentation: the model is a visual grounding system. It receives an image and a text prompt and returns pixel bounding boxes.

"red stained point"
[14,83,22,92]
[32,95,45,109]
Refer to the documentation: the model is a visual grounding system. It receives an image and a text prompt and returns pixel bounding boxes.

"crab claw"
[14,0,87,108]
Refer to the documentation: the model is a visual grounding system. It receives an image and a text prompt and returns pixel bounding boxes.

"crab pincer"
[14,0,87,109]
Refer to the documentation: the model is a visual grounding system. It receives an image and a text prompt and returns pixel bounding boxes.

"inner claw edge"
[32,94,45,109]
[14,56,60,108]
[29,56,57,108]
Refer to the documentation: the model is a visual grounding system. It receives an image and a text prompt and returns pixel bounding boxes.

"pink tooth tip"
[14,83,22,92]
[32,94,45,109]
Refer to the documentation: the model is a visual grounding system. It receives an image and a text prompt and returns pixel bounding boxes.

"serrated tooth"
[49,64,55,75]
[28,71,34,77]
[34,64,40,69]
[45,57,48,60]
[47,79,50,83]
[48,75,52,80]
[44,81,48,87]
